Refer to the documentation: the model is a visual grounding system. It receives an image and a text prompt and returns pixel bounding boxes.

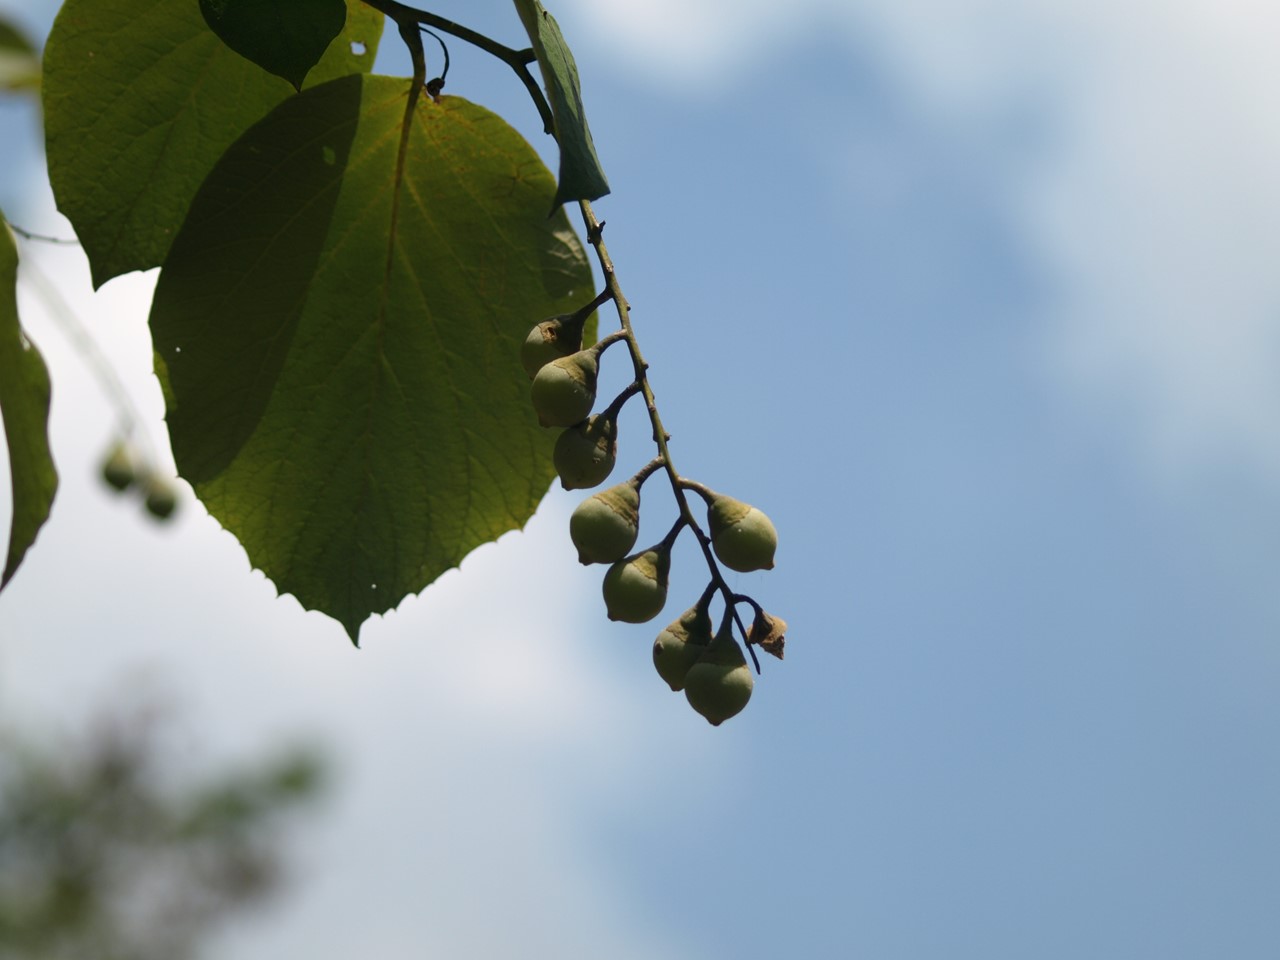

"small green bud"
[602,546,670,623]
[521,314,583,379]
[554,415,617,490]
[142,478,178,521]
[653,602,713,691]
[100,442,136,493]
[684,622,754,726]
[569,481,640,564]
[708,494,777,573]
[530,350,598,427]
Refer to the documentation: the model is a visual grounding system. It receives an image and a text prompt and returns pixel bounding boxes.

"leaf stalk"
[358,0,554,132]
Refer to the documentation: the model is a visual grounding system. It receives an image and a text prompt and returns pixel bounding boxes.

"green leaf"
[0,221,58,590]
[150,76,596,642]
[513,0,610,208]
[199,0,347,91]
[43,0,383,289]
[0,18,41,93]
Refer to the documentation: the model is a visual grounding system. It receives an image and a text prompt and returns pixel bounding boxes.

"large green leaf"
[43,0,383,289]
[199,0,347,91]
[0,221,57,590]
[0,18,40,93]
[150,75,596,642]
[513,0,610,207]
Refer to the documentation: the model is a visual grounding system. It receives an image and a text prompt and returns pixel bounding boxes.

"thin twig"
[17,256,158,464]
[577,201,762,673]
[358,0,554,133]
[4,221,79,246]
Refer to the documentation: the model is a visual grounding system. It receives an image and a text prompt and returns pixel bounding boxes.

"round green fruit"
[100,442,136,493]
[684,625,753,726]
[569,481,640,564]
[521,315,581,379]
[602,548,670,623]
[554,415,617,490]
[530,350,598,427]
[143,479,178,521]
[708,494,777,573]
[653,603,713,692]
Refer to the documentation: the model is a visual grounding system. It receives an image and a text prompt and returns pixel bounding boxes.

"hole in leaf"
[350,40,367,56]
[322,146,336,166]
[174,346,182,353]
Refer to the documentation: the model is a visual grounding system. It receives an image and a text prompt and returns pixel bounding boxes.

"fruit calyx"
[745,603,787,660]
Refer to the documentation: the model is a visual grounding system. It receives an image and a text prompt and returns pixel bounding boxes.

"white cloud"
[555,0,805,91]
[1018,1,1280,477]
[566,0,1280,481]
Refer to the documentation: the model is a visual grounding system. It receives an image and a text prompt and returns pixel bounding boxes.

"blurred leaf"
[150,76,595,642]
[0,220,57,591]
[0,709,325,959]
[199,0,347,90]
[513,0,610,207]
[0,18,40,93]
[42,0,383,289]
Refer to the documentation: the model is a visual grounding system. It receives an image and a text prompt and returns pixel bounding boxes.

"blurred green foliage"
[0,707,325,960]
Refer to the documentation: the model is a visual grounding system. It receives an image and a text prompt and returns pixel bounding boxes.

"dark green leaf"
[150,76,596,642]
[43,0,383,289]
[513,0,610,208]
[199,0,347,91]
[0,18,40,93]
[0,220,58,590]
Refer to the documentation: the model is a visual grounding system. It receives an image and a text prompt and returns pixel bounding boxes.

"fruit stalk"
[577,203,761,673]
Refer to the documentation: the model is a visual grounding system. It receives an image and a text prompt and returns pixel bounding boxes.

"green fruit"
[684,623,753,726]
[521,314,582,379]
[708,494,777,573]
[143,479,178,521]
[653,602,713,691]
[100,442,136,492]
[569,481,640,564]
[530,350,598,427]
[602,547,670,623]
[554,415,617,490]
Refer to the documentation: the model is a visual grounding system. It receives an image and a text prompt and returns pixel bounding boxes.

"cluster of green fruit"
[99,440,179,522]
[523,301,784,726]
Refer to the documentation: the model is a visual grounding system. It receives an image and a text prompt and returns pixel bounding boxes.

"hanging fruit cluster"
[98,439,180,522]
[523,290,787,726]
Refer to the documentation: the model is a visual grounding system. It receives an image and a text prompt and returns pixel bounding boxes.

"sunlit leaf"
[150,76,596,642]
[199,0,347,90]
[0,220,57,589]
[43,0,383,289]
[513,0,610,207]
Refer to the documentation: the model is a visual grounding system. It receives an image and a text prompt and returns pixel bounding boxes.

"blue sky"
[3,1,1280,957]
